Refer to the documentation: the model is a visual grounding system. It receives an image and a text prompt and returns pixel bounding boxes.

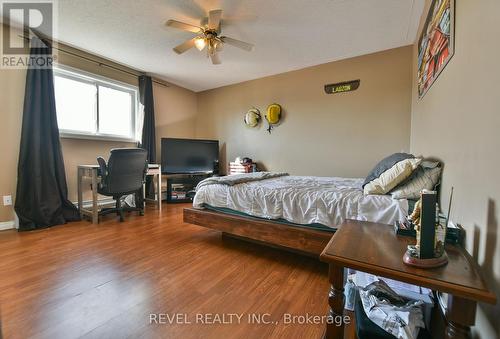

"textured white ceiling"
[15,0,425,92]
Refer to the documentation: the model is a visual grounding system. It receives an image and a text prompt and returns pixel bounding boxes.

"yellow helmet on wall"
[265,103,282,133]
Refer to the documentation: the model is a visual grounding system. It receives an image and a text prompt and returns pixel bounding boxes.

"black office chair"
[97,148,148,222]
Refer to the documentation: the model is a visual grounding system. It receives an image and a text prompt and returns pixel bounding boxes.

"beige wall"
[0,25,197,220]
[154,81,198,161]
[410,1,500,337]
[0,54,25,222]
[195,46,413,177]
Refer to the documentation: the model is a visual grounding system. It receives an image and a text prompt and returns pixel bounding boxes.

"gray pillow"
[363,153,415,188]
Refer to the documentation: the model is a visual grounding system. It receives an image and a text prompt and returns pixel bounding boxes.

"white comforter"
[193,175,408,228]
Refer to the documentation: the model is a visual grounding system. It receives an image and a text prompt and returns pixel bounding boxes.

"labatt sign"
[324,80,360,94]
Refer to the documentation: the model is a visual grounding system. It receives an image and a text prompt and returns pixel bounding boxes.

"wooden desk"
[77,164,162,224]
[320,220,497,339]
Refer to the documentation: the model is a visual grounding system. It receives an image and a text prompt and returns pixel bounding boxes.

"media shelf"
[164,174,211,203]
[160,138,220,203]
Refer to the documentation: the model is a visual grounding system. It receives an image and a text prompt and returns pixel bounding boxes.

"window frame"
[54,64,139,142]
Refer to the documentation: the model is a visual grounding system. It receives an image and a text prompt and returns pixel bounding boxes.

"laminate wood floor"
[0,204,331,339]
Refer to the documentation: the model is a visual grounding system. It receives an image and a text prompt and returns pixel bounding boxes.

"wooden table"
[77,164,162,224]
[320,220,496,339]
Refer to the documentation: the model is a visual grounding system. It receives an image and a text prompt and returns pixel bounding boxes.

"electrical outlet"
[3,195,12,206]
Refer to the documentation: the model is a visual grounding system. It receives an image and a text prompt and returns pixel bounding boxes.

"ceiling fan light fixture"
[167,9,254,64]
[194,37,206,51]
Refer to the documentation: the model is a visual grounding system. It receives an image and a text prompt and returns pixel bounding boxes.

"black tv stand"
[164,173,213,203]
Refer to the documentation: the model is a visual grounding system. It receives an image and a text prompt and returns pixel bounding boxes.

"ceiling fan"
[166,9,254,65]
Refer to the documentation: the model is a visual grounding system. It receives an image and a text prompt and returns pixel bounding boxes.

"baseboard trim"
[0,220,16,231]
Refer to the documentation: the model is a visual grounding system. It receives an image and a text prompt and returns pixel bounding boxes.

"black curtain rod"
[20,34,169,87]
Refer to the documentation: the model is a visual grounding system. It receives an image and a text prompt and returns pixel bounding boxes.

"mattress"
[193,175,408,229]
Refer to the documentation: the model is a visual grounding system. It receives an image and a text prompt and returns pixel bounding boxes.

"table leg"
[324,264,345,339]
[157,172,162,212]
[91,169,99,224]
[143,182,146,215]
[77,167,83,218]
[445,295,476,339]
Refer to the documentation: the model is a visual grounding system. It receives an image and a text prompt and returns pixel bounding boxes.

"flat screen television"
[161,138,219,174]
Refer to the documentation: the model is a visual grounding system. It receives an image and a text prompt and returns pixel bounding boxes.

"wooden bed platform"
[183,208,335,256]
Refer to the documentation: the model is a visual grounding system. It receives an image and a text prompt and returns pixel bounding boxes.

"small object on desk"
[395,218,417,236]
[419,190,438,259]
[403,189,452,268]
[394,217,462,245]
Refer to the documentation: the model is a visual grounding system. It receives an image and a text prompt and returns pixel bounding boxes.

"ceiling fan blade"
[208,9,222,30]
[173,37,197,54]
[220,36,254,52]
[166,19,202,33]
[210,52,221,65]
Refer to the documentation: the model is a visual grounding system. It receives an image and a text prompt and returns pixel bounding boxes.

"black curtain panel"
[139,75,156,199]
[14,37,80,231]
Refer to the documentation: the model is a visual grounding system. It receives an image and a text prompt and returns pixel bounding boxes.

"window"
[54,66,138,141]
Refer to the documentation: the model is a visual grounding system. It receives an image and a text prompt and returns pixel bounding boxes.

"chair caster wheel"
[139,211,144,216]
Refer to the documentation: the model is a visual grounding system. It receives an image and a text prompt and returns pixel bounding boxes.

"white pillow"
[363,158,422,195]
[391,166,442,200]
